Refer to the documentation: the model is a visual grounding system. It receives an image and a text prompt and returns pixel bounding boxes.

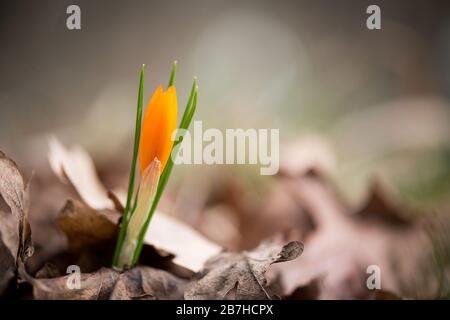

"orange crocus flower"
[139,85,178,174]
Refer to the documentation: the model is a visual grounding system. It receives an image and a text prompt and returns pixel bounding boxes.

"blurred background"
[1,0,450,299]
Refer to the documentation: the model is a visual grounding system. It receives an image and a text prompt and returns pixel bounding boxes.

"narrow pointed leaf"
[112,65,145,267]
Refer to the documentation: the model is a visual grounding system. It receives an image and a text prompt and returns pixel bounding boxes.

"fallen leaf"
[57,199,119,252]
[110,266,186,300]
[24,266,120,300]
[184,240,303,300]
[0,151,33,261]
[0,151,34,295]
[276,174,431,299]
[25,265,185,300]
[55,200,121,272]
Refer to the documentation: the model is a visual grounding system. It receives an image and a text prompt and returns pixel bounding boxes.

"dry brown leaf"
[276,174,430,299]
[24,267,120,300]
[54,200,122,272]
[0,151,34,295]
[25,265,185,300]
[185,240,303,300]
[57,199,119,252]
[0,151,33,261]
[110,266,186,300]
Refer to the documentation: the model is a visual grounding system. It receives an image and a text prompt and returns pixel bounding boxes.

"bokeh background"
[1,0,450,299]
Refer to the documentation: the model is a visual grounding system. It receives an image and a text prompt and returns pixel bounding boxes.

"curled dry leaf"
[0,151,33,260]
[57,199,119,252]
[24,267,120,300]
[185,240,303,300]
[276,174,430,299]
[110,266,186,300]
[25,265,185,300]
[54,200,121,272]
[0,151,33,294]
[49,138,222,272]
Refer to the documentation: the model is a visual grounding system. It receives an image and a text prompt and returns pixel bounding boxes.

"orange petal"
[139,85,178,174]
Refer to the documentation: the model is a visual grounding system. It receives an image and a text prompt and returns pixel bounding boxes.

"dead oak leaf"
[57,199,119,252]
[184,240,303,300]
[23,267,120,300]
[54,200,121,272]
[0,151,34,295]
[110,266,186,300]
[276,175,430,299]
[25,265,185,300]
[0,151,33,261]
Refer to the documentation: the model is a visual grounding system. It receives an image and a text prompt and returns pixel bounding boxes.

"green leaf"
[112,64,145,268]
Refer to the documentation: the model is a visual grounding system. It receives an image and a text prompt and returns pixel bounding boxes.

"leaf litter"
[0,140,302,299]
[0,135,444,300]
